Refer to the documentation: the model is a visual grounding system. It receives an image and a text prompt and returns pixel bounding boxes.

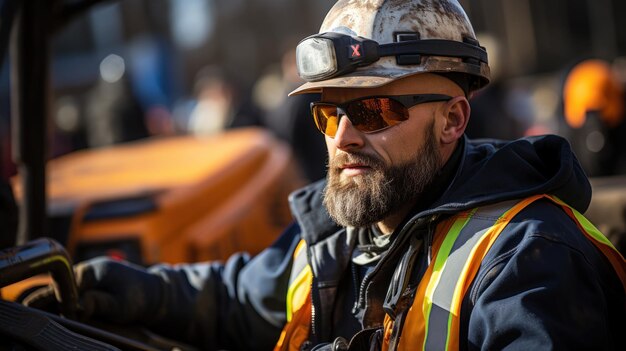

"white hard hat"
[290,0,490,95]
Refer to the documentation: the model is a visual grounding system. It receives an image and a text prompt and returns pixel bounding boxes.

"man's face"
[321,74,456,229]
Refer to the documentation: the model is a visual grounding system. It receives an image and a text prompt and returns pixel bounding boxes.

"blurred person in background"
[465,34,532,140]
[25,1,626,350]
[184,65,263,135]
[125,35,178,138]
[83,54,149,148]
[186,66,238,135]
[559,58,626,177]
[260,46,327,182]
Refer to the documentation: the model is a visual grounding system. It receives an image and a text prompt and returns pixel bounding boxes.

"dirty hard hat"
[290,0,490,96]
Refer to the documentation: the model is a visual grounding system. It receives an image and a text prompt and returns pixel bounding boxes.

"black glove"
[24,257,164,324]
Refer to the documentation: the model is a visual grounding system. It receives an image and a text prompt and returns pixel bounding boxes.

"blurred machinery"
[11,128,303,266]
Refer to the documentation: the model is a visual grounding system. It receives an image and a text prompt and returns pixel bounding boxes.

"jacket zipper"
[355,215,438,311]
[425,218,435,265]
[351,261,360,314]
[308,246,320,343]
[387,218,437,351]
[310,280,316,336]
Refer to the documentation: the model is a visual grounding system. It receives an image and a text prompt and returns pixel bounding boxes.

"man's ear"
[440,96,470,144]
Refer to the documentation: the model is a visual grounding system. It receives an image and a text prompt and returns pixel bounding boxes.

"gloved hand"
[313,329,382,351]
[23,257,164,324]
[310,337,349,351]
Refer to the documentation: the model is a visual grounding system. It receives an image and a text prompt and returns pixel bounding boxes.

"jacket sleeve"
[465,202,625,351]
[146,222,302,350]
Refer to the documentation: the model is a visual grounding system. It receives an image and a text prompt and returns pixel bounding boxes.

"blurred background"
[0,0,335,182]
[1,0,625,178]
[1,0,625,263]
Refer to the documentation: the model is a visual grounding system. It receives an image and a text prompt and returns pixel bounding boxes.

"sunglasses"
[310,94,452,137]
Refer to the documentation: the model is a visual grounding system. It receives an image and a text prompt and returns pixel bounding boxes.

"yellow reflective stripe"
[423,209,476,351]
[549,196,619,249]
[573,210,616,247]
[286,265,312,322]
[277,239,313,351]
[547,195,626,292]
[286,240,310,322]
[29,254,72,272]
[444,196,541,350]
[448,196,541,315]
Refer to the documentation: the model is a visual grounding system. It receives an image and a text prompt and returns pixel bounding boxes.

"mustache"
[328,152,384,170]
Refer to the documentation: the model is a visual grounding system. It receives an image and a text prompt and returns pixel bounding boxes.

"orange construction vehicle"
[11,128,304,266]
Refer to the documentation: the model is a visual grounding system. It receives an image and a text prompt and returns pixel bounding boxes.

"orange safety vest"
[274,239,313,351]
[274,195,626,351]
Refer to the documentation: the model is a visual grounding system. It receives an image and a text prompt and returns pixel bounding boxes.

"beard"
[323,122,442,228]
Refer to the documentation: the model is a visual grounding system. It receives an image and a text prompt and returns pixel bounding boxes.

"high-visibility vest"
[275,239,313,351]
[275,195,626,351]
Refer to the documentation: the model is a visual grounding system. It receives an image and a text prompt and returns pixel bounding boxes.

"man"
[27,1,625,350]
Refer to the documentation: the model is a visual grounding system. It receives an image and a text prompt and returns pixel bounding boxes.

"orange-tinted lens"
[345,97,409,132]
[312,104,340,136]
[312,97,410,137]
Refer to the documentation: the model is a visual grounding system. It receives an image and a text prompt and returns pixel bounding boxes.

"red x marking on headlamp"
[350,44,361,58]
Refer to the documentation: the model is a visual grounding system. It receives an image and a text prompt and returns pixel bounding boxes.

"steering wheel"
[0,238,199,351]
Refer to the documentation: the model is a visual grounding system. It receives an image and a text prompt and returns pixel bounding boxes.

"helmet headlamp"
[296,32,379,82]
[295,32,488,83]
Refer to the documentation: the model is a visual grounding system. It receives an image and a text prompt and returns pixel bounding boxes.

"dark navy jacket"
[146,135,625,350]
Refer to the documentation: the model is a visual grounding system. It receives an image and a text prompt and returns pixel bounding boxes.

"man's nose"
[332,114,365,150]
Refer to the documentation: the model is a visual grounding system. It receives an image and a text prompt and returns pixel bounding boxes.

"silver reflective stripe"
[288,240,309,286]
[424,200,516,351]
